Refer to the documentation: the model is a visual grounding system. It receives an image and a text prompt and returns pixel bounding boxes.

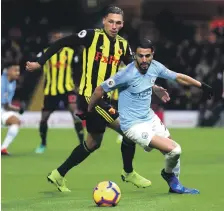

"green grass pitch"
[1,128,224,211]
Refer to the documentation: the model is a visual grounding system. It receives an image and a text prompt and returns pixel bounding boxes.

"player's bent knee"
[85,136,102,152]
[165,144,182,160]
[93,143,101,151]
[83,141,101,153]
[6,115,21,126]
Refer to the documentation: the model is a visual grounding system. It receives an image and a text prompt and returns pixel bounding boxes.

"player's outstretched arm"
[26,34,79,72]
[176,73,213,99]
[88,86,105,112]
[176,73,201,87]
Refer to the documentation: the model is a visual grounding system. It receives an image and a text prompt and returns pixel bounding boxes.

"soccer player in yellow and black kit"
[26,6,155,192]
[34,31,84,154]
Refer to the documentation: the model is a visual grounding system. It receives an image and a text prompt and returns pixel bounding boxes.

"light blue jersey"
[1,71,16,106]
[101,60,177,131]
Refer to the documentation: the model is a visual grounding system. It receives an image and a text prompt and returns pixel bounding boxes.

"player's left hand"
[153,86,170,103]
[201,82,213,100]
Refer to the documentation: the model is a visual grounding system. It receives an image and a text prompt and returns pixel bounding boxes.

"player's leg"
[150,116,182,192]
[35,96,55,154]
[160,141,180,179]
[149,115,181,178]
[66,92,84,144]
[35,110,53,153]
[108,119,136,173]
[149,136,199,194]
[1,113,21,155]
[108,114,151,188]
[57,131,103,176]
[124,120,199,194]
[47,131,104,192]
[92,100,137,179]
[47,95,105,192]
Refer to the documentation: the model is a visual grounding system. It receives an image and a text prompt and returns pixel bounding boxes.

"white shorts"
[123,115,170,151]
[1,109,21,125]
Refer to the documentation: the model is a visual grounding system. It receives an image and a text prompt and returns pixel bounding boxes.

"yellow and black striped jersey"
[37,28,133,97]
[37,47,75,96]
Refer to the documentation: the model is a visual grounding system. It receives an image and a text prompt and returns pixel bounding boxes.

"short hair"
[134,38,154,52]
[104,6,124,17]
[4,62,19,69]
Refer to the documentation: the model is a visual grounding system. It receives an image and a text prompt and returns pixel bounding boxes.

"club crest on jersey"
[142,132,149,139]
[62,56,67,61]
[106,79,115,87]
[118,49,123,55]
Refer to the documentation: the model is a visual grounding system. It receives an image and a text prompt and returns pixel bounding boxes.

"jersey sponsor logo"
[106,78,115,88]
[78,30,87,38]
[95,52,120,66]
[131,87,152,98]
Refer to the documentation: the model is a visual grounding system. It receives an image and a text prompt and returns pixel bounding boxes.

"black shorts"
[77,95,119,133]
[43,91,77,111]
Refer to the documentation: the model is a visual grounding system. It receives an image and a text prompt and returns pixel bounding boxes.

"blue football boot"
[161,169,200,194]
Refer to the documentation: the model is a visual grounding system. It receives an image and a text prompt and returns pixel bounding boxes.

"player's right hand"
[26,61,41,71]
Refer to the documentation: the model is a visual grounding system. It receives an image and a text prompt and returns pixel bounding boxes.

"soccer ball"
[93,181,121,207]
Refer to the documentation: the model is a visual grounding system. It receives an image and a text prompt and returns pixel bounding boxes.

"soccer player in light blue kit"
[1,64,24,155]
[88,39,213,194]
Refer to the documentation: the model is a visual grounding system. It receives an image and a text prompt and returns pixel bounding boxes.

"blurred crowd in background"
[1,0,224,126]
